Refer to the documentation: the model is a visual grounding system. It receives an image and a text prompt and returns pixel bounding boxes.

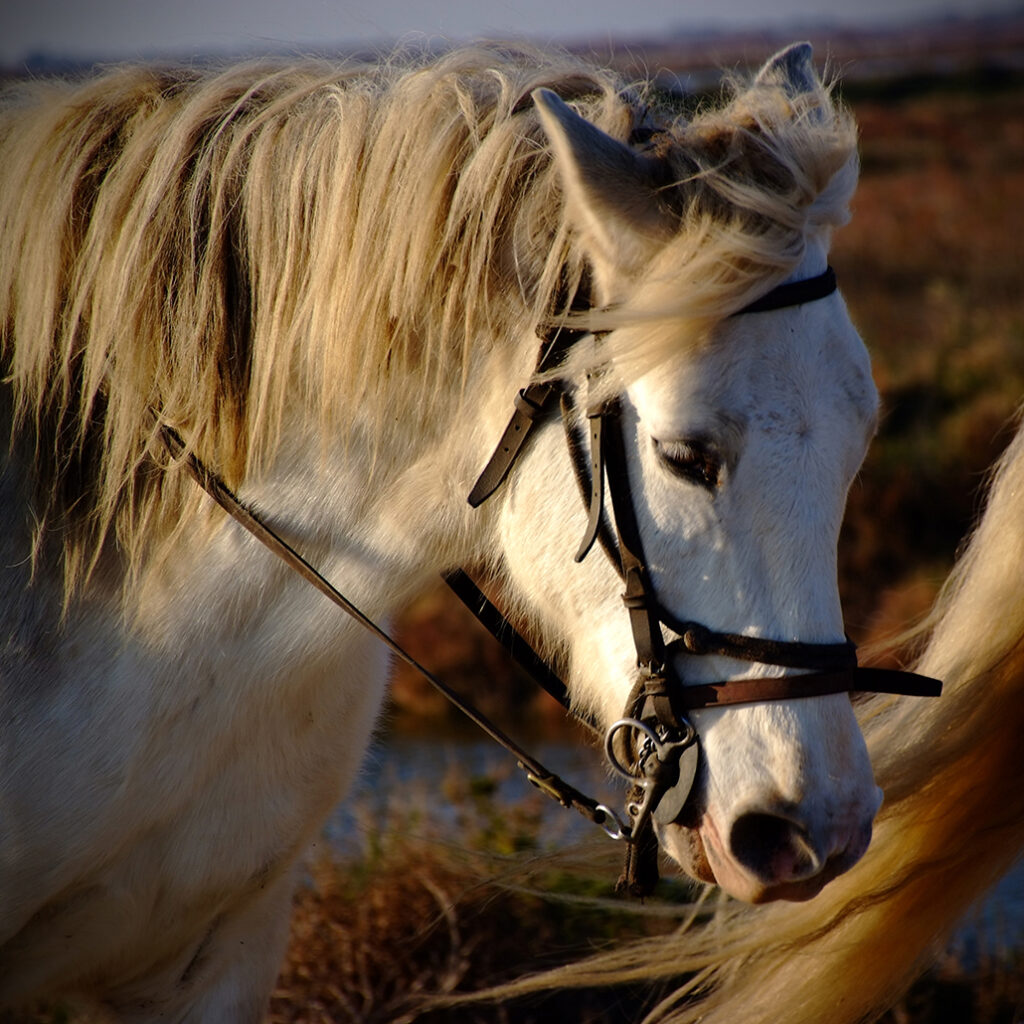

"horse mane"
[0,44,856,595]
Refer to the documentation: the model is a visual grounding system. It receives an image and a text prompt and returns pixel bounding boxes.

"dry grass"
[269,782,701,1024]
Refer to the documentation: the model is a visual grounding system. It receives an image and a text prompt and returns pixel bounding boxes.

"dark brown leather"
[733,265,837,315]
[676,666,942,711]
[467,382,558,507]
[663,618,856,672]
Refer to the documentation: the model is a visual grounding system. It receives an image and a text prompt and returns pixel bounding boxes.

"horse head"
[493,45,882,903]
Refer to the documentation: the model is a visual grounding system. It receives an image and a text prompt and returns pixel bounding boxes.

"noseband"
[462,265,941,889]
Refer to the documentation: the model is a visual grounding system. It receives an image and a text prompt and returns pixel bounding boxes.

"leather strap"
[467,381,558,507]
[560,391,622,571]
[442,567,604,732]
[468,321,591,508]
[591,404,942,720]
[159,258,933,873]
[662,617,857,672]
[599,400,669,678]
[734,265,837,316]
[468,267,838,509]
[676,666,942,711]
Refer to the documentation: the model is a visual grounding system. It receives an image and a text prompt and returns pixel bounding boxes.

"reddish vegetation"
[834,84,1024,653]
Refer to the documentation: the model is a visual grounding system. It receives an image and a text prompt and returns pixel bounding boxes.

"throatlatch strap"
[442,568,599,728]
[467,382,558,507]
[734,266,837,316]
[468,323,591,508]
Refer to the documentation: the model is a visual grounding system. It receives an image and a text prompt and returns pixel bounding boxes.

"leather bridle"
[457,264,941,890]
[163,263,940,896]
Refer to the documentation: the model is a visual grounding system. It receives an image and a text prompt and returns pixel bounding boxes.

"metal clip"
[522,764,629,840]
[523,767,571,807]
[593,803,629,841]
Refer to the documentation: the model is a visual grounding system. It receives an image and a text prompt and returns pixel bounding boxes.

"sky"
[2,0,1021,67]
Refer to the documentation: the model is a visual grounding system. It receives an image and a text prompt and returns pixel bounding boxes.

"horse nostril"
[728,811,823,884]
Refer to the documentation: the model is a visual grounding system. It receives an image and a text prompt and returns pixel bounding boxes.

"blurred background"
[4,2,1023,1021]
[0,0,1019,71]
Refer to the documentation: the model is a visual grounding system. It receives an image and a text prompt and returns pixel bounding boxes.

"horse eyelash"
[652,437,723,490]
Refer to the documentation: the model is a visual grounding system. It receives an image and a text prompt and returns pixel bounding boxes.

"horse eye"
[653,438,722,490]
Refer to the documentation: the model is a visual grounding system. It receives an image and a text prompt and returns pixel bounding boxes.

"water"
[326,733,1024,960]
[324,732,625,857]
[951,865,1024,969]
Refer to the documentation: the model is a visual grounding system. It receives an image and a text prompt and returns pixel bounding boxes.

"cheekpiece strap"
[598,399,670,678]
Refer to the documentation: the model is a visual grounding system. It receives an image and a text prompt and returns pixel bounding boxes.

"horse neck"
[199,334,535,612]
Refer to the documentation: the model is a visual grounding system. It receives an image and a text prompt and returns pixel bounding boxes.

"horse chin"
[657,821,717,884]
[657,821,845,904]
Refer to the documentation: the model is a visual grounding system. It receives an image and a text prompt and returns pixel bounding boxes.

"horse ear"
[532,88,672,281]
[753,42,818,96]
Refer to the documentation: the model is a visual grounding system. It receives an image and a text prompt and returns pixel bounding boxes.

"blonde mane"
[0,44,856,593]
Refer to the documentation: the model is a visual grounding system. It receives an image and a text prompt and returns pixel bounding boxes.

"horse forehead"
[630,304,876,441]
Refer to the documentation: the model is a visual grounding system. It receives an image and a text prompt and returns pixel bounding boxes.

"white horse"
[0,42,916,1020]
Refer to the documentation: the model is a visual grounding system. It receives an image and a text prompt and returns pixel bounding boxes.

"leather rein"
[161,264,941,894]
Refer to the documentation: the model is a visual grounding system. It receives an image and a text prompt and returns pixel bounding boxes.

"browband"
[733,265,837,315]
